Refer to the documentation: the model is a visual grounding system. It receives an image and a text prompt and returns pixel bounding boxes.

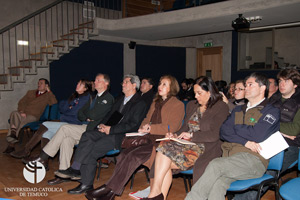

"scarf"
[150,96,171,124]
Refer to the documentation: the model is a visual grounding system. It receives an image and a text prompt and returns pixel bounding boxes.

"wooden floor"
[0,131,297,200]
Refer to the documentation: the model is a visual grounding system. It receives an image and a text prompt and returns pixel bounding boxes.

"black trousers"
[74,130,116,185]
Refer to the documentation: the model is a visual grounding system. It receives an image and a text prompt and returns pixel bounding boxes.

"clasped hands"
[98,124,111,135]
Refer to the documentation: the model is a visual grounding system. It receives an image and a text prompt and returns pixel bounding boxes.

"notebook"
[105,111,124,126]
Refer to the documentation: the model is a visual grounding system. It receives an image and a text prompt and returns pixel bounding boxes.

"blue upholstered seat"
[279,148,300,200]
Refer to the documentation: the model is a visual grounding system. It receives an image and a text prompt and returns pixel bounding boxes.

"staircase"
[0,0,121,97]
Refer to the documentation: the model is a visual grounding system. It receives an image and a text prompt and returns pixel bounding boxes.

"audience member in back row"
[85,75,185,200]
[140,77,155,111]
[142,77,229,200]
[11,79,93,159]
[268,77,279,98]
[227,82,235,99]
[55,74,148,194]
[215,80,228,95]
[234,69,300,200]
[3,78,57,154]
[221,80,247,113]
[178,78,195,101]
[23,74,114,186]
[185,72,280,200]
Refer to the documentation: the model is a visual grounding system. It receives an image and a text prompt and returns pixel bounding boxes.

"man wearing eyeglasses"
[57,74,148,194]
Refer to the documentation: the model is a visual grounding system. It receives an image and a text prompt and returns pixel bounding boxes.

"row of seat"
[180,148,300,200]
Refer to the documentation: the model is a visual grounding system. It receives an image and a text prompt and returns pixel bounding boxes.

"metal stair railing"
[0,0,122,91]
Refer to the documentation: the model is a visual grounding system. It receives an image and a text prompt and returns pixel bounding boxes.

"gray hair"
[124,74,140,90]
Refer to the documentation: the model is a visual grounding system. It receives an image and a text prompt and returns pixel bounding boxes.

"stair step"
[20,58,43,62]
[61,32,84,37]
[8,66,32,69]
[70,27,93,32]
[41,44,64,49]
[78,21,94,26]
[30,52,55,56]
[52,38,74,43]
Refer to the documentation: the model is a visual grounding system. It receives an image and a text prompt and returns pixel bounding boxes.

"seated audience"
[226,82,235,99]
[268,77,279,98]
[55,74,148,194]
[85,75,185,200]
[215,80,228,94]
[11,79,93,159]
[222,80,247,112]
[185,73,280,200]
[23,74,114,185]
[143,77,229,200]
[3,78,57,154]
[234,69,300,200]
[178,78,195,101]
[140,77,155,111]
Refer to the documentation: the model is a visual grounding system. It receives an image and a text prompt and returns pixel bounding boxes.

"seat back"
[39,104,50,121]
[49,103,60,120]
[298,148,300,171]
[267,150,284,171]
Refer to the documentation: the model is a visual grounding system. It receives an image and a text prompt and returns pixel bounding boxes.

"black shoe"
[47,177,71,185]
[68,183,93,194]
[54,167,81,180]
[85,184,111,200]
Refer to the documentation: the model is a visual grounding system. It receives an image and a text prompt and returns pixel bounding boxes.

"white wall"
[0,68,49,129]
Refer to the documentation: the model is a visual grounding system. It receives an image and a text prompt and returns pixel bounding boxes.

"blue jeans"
[42,121,68,140]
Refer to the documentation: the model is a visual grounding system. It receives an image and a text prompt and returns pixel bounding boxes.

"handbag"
[121,135,152,149]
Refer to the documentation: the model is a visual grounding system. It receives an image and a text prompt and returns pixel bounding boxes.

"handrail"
[0,0,64,34]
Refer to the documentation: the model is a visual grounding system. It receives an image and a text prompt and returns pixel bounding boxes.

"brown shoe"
[2,145,15,154]
[10,148,30,159]
[22,156,49,171]
[47,177,70,185]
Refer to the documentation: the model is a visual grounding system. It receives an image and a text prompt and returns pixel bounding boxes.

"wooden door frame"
[197,46,223,79]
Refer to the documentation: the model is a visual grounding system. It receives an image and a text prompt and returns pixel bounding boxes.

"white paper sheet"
[259,131,289,159]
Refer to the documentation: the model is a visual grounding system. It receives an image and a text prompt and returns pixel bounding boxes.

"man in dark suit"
[56,74,148,194]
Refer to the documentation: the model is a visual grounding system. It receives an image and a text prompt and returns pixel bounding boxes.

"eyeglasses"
[234,88,245,91]
[121,80,131,85]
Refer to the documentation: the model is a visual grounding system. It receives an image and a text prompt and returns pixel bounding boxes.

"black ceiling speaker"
[232,14,250,31]
[128,41,136,49]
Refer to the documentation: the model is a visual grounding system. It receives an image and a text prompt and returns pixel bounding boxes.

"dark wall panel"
[50,40,123,101]
[136,45,186,88]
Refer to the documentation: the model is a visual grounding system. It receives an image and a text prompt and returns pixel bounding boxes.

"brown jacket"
[141,96,185,168]
[140,96,185,135]
[18,90,57,119]
[176,100,229,183]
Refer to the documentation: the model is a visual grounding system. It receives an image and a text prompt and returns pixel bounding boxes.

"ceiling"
[95,0,300,41]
